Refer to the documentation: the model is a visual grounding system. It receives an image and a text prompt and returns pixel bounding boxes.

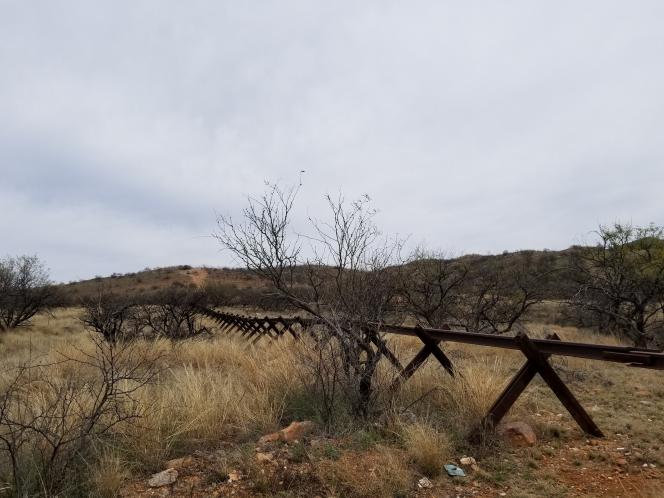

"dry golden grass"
[1,309,663,497]
[400,422,451,477]
[317,445,411,498]
[88,449,131,498]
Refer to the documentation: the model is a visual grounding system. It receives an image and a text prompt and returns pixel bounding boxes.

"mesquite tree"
[397,248,468,329]
[216,185,401,417]
[399,249,548,334]
[571,223,664,348]
[0,255,56,331]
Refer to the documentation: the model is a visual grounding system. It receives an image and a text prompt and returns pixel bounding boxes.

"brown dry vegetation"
[0,309,663,497]
[56,267,270,305]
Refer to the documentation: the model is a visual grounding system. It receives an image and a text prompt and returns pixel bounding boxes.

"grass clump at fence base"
[400,422,451,477]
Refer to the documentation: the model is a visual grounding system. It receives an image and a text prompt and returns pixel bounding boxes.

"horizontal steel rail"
[379,324,664,369]
[199,307,664,369]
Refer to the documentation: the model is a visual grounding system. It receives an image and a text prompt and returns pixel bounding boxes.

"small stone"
[258,432,281,444]
[499,421,537,447]
[616,447,627,452]
[256,452,275,463]
[280,420,315,442]
[460,457,476,466]
[615,458,628,466]
[417,477,433,489]
[147,468,178,488]
[639,400,652,405]
[258,421,315,444]
[165,456,194,469]
[228,470,242,482]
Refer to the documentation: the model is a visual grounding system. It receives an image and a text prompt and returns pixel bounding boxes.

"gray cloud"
[1,1,663,282]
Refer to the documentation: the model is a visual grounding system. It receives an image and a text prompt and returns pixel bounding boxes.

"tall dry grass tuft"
[88,449,131,498]
[400,421,451,477]
[444,354,518,426]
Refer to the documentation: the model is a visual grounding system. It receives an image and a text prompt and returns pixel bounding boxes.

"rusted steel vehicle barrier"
[198,307,664,439]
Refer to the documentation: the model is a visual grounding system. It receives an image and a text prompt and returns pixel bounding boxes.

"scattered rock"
[259,421,315,444]
[281,420,315,442]
[460,456,476,466]
[256,451,275,463]
[228,470,242,482]
[417,477,433,489]
[165,456,194,470]
[499,421,537,447]
[259,431,281,444]
[147,468,178,488]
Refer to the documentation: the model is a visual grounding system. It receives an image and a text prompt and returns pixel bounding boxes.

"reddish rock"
[499,421,537,447]
[259,421,315,444]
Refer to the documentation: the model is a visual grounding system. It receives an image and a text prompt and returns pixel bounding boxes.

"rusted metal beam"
[479,333,558,431]
[514,332,603,437]
[196,307,664,369]
[380,324,664,369]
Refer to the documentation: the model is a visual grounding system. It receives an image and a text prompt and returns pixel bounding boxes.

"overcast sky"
[1,1,663,282]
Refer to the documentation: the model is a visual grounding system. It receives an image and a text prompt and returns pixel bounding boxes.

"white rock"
[460,457,476,466]
[148,468,178,487]
[417,477,433,489]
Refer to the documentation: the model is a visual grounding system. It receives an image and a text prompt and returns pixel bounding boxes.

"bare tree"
[0,335,161,495]
[0,255,56,331]
[135,287,211,340]
[399,249,547,334]
[81,286,142,342]
[397,248,468,328]
[216,185,402,418]
[570,223,664,348]
[457,253,549,334]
